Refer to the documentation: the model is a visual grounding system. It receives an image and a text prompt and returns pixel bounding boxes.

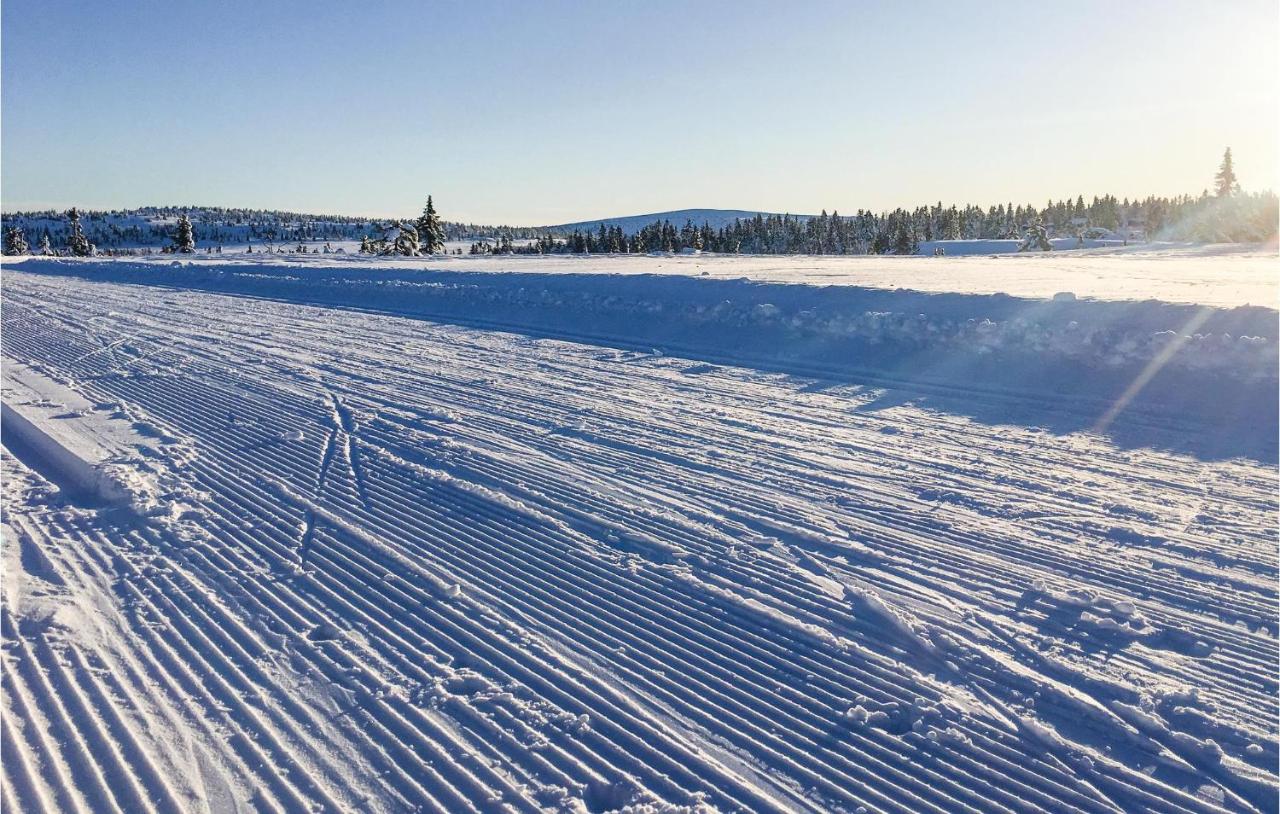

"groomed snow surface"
[1,249,1277,813]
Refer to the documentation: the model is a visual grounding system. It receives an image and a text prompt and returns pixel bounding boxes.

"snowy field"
[143,242,1278,308]
[1,250,1277,813]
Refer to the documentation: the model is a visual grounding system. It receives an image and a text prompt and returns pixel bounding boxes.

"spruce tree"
[1215,148,1239,197]
[173,214,196,253]
[415,196,446,254]
[38,233,53,255]
[892,220,915,255]
[65,208,95,256]
[3,225,29,255]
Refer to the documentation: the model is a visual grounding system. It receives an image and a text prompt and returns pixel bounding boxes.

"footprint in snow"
[307,623,342,642]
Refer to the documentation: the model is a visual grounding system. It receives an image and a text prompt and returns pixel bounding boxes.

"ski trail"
[3,267,1274,814]
[315,427,339,497]
[298,509,318,568]
[318,390,372,511]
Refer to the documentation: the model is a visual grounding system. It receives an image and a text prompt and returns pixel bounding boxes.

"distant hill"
[2,206,820,251]
[545,209,811,235]
[0,206,543,251]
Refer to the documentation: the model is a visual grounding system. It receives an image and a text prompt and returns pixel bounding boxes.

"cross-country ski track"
[1,261,1276,814]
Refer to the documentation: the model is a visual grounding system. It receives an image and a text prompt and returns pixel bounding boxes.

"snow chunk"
[845,584,938,656]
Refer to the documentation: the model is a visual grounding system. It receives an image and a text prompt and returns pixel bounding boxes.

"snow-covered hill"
[0,206,535,251]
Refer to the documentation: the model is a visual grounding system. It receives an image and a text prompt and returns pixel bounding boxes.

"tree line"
[5,150,1273,257]
[0,200,537,255]
[467,149,1273,256]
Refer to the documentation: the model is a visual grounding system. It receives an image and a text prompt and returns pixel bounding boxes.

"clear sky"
[3,0,1276,224]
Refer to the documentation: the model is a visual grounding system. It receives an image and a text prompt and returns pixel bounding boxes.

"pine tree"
[173,213,196,253]
[65,208,95,256]
[415,196,446,254]
[38,233,53,255]
[1215,148,1239,197]
[3,225,29,255]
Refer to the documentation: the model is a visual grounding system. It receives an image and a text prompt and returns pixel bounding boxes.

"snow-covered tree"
[172,214,196,253]
[1018,220,1052,251]
[65,208,95,256]
[1215,147,1239,197]
[367,227,392,255]
[3,225,29,255]
[394,221,420,256]
[38,233,53,255]
[891,220,917,255]
[415,196,445,254]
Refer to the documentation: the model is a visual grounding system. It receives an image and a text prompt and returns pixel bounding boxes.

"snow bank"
[0,401,137,505]
[13,259,1277,404]
[1,363,169,511]
[918,238,1124,255]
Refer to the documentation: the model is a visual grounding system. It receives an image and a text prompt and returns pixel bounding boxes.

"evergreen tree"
[415,196,446,254]
[394,221,421,256]
[38,233,53,255]
[1018,219,1052,251]
[1215,147,1239,197]
[368,226,392,255]
[172,213,196,253]
[3,225,29,255]
[65,208,95,256]
[891,219,916,255]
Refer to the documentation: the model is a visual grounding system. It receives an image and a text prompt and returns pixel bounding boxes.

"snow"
[8,241,1276,307]
[1,247,1276,813]
[1,361,171,510]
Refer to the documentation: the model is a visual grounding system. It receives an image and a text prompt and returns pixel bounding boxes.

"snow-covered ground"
[2,250,1277,813]
[36,241,1276,308]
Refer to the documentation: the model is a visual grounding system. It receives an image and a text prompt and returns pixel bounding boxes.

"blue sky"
[3,0,1276,224]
